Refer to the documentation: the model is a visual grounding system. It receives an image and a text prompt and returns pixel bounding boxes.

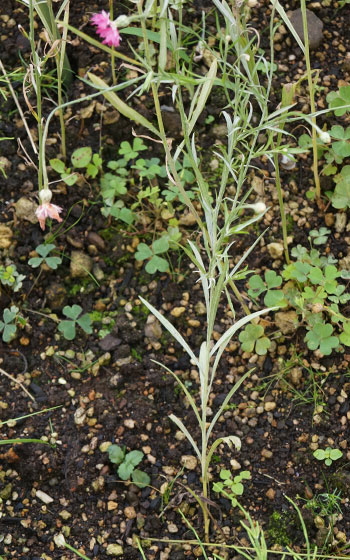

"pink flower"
[91,11,121,48]
[36,202,63,230]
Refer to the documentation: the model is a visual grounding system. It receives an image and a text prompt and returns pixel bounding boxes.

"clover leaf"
[58,305,92,340]
[339,321,350,346]
[71,146,92,168]
[118,139,147,161]
[0,305,19,342]
[28,244,62,270]
[135,238,169,274]
[283,261,311,283]
[304,322,339,355]
[239,323,271,355]
[327,85,350,117]
[332,166,350,209]
[330,125,350,158]
[248,271,286,308]
[309,227,330,245]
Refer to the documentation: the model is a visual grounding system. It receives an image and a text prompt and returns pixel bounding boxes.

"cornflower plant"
[40,0,338,540]
[85,0,288,539]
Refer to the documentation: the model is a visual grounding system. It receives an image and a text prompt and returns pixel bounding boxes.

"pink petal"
[35,203,63,231]
[101,27,121,47]
[91,10,111,31]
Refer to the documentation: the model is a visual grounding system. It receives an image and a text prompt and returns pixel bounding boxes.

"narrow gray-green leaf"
[139,297,199,366]
[169,414,201,461]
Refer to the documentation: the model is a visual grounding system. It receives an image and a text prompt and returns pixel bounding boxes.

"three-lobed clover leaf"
[283,261,311,283]
[239,323,271,355]
[28,244,62,270]
[213,469,251,507]
[309,228,330,245]
[132,158,162,180]
[58,305,92,340]
[248,270,286,308]
[118,139,147,161]
[329,125,350,158]
[308,265,339,295]
[135,238,169,274]
[304,322,339,355]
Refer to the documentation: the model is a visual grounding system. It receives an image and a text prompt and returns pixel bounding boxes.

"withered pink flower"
[36,189,63,230]
[91,11,121,48]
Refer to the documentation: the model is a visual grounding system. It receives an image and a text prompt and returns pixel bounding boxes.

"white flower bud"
[280,154,296,170]
[243,53,250,62]
[114,15,130,28]
[245,201,267,214]
[247,0,258,6]
[38,188,52,204]
[54,534,66,548]
[319,130,331,144]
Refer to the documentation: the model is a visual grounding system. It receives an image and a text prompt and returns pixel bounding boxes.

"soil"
[1,0,350,559]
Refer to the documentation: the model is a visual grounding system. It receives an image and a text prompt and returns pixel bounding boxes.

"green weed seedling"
[50,146,102,185]
[58,305,93,340]
[313,447,343,467]
[303,489,342,519]
[28,243,62,270]
[0,306,26,343]
[0,263,25,292]
[107,444,150,488]
[213,469,251,507]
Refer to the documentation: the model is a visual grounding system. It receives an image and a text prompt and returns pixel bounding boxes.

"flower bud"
[54,534,66,548]
[245,201,267,214]
[38,188,52,204]
[319,130,331,144]
[247,0,258,6]
[114,15,130,28]
[280,154,296,170]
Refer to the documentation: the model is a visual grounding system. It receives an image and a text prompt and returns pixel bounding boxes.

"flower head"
[36,189,63,230]
[91,11,121,48]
